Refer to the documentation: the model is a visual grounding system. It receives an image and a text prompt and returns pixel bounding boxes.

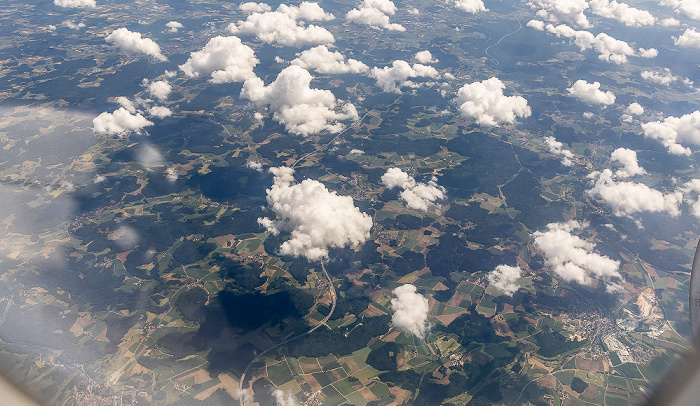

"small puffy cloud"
[54,0,95,8]
[229,2,335,46]
[487,265,522,296]
[661,17,680,26]
[588,169,683,217]
[258,167,372,261]
[455,77,531,126]
[146,80,171,101]
[273,390,298,406]
[110,226,140,250]
[527,19,546,30]
[661,0,700,20]
[544,136,574,166]
[180,36,258,83]
[166,21,183,33]
[675,29,700,48]
[638,48,658,58]
[641,110,700,155]
[621,102,644,122]
[415,50,438,64]
[537,23,638,63]
[116,96,136,113]
[149,106,172,118]
[106,28,167,61]
[381,168,446,211]
[390,284,430,339]
[290,45,368,74]
[408,7,420,14]
[349,149,364,155]
[246,161,263,172]
[239,2,271,12]
[48,25,57,31]
[627,102,644,115]
[680,180,700,219]
[93,107,153,136]
[641,68,678,85]
[370,60,440,93]
[136,144,165,166]
[63,20,85,30]
[454,0,488,13]
[347,0,406,31]
[610,147,645,178]
[589,0,655,26]
[241,66,358,136]
[533,220,622,291]
[567,80,615,105]
[527,0,590,28]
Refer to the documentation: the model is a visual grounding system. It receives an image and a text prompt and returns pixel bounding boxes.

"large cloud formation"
[54,0,95,8]
[381,168,446,211]
[533,221,622,292]
[241,65,358,135]
[390,284,430,339]
[346,0,406,31]
[528,21,653,64]
[370,60,440,93]
[105,28,167,61]
[588,169,682,217]
[93,107,153,136]
[454,0,488,13]
[455,77,531,126]
[589,0,655,26]
[258,167,373,261]
[487,265,522,296]
[544,136,574,166]
[527,0,590,27]
[567,80,616,105]
[228,2,335,46]
[290,45,368,74]
[641,110,700,155]
[179,36,258,83]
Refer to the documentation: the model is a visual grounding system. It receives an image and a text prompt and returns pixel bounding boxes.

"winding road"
[236,259,336,405]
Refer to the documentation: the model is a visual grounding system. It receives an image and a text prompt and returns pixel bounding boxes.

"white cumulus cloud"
[390,284,430,339]
[455,77,531,126]
[149,106,172,118]
[567,80,616,105]
[414,50,438,64]
[63,20,85,30]
[258,167,373,261]
[241,65,358,136]
[179,36,258,83]
[381,168,446,211]
[610,147,645,178]
[675,28,700,48]
[106,28,167,61]
[544,136,574,166]
[347,0,406,31]
[239,2,272,12]
[533,220,622,292]
[290,45,368,74]
[146,80,171,101]
[638,48,658,58]
[229,2,335,46]
[589,0,655,26]
[661,17,680,26]
[641,68,678,85]
[661,0,700,20]
[641,110,700,155]
[487,265,522,296]
[588,169,683,217]
[370,60,440,93]
[621,102,644,122]
[527,0,590,28]
[54,0,95,8]
[454,0,488,13]
[93,107,153,136]
[166,21,184,33]
[531,22,640,63]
